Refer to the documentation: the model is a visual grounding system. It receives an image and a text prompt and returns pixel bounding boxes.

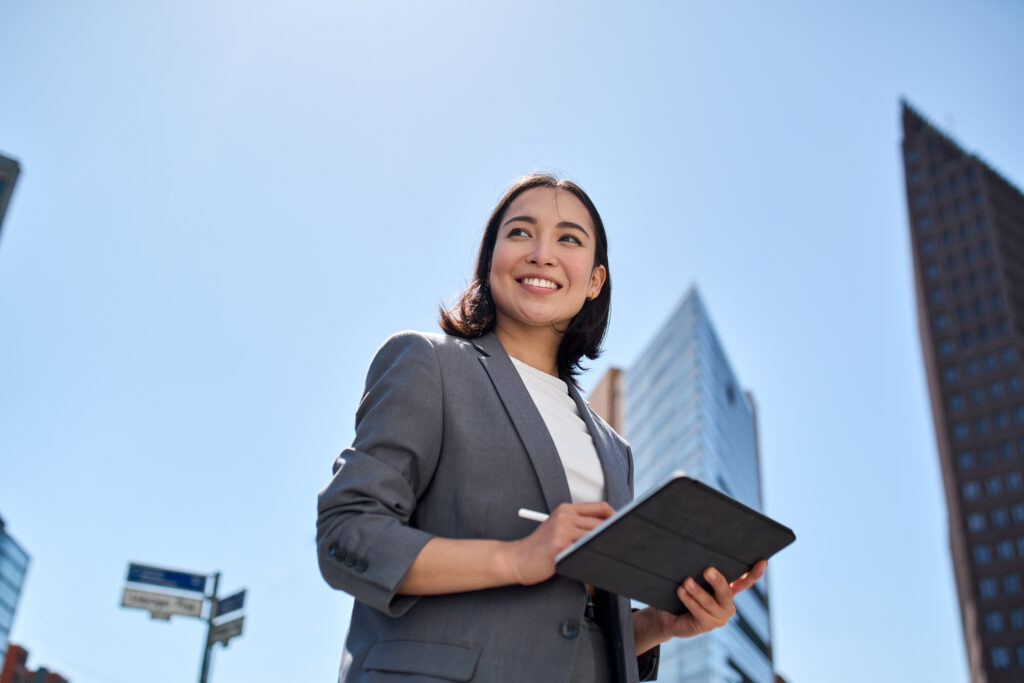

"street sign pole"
[198,571,220,683]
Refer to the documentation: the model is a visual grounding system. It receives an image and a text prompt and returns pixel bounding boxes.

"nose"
[527,237,556,266]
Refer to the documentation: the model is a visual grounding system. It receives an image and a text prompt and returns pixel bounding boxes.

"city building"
[0,517,29,665]
[589,287,775,682]
[0,153,19,239]
[0,644,68,683]
[902,101,1024,682]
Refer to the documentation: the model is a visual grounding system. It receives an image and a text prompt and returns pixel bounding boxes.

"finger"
[675,584,716,629]
[703,567,735,611]
[568,501,616,519]
[681,577,730,620]
[730,560,767,593]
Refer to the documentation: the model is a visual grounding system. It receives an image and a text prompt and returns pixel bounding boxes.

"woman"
[316,174,766,682]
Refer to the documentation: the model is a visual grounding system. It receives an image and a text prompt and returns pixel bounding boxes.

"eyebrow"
[502,215,591,238]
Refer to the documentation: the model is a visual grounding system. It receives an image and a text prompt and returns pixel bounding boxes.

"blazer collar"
[472,332,631,511]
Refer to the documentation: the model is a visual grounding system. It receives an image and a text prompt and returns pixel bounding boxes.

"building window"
[985,611,1004,632]
[926,263,941,279]
[919,217,933,231]
[967,358,981,376]
[981,447,996,465]
[1014,406,1024,423]
[986,476,1003,496]
[1010,377,1022,393]
[1005,574,1022,594]
[1016,537,1024,556]
[945,367,961,384]
[995,412,1010,429]
[957,451,975,470]
[998,320,1011,336]
[1002,346,1014,363]
[991,382,1005,400]
[934,314,950,331]
[974,545,993,565]
[1012,503,1024,524]
[914,194,928,208]
[977,417,992,434]
[949,395,966,412]
[971,388,985,405]
[985,351,998,369]
[963,481,981,500]
[1007,472,1023,492]
[980,578,998,598]
[953,422,970,440]
[993,508,1009,527]
[969,513,987,532]
[1000,441,1015,460]
[1011,609,1024,631]
[1017,645,1024,667]
[939,340,956,357]
[998,540,1015,560]
[992,646,1011,669]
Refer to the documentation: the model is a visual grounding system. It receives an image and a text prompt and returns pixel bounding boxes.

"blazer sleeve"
[316,332,444,617]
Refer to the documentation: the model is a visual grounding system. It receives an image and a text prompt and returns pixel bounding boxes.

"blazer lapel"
[566,382,632,510]
[472,333,572,513]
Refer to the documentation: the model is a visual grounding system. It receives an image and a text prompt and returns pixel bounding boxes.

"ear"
[588,264,607,300]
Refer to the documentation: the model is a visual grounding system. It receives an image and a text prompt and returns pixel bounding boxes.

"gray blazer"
[317,331,658,682]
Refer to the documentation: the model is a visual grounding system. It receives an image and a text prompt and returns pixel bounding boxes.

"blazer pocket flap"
[363,639,481,681]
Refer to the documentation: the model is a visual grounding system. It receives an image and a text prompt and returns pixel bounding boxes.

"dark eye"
[507,227,530,238]
[560,234,583,245]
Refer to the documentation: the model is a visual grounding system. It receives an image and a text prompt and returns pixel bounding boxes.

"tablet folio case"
[555,474,796,614]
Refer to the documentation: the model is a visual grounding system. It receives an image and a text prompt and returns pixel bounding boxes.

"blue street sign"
[127,563,207,593]
[214,589,246,618]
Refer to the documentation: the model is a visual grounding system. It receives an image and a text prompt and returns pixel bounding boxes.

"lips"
[517,276,561,290]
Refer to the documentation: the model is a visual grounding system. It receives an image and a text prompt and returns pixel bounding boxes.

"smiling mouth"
[518,276,561,290]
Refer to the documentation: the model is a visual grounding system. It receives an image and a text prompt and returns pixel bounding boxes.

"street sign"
[210,616,244,646]
[214,589,246,618]
[127,563,207,593]
[122,587,204,619]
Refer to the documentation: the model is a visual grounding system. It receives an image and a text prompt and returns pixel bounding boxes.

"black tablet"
[554,471,796,614]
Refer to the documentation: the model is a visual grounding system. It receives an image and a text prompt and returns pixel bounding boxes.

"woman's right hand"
[505,502,616,586]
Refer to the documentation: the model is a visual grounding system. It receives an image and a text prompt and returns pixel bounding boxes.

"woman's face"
[488,187,606,338]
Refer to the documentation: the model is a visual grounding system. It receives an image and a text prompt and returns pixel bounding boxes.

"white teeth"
[521,277,558,289]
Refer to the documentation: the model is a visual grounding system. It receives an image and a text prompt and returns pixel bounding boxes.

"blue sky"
[2,1,1023,681]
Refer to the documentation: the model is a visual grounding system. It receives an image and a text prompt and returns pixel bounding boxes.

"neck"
[493,320,562,377]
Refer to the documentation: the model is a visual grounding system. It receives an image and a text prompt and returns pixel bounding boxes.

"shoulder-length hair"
[439,174,612,384]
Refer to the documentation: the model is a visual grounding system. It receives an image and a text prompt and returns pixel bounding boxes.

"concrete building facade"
[902,101,1024,682]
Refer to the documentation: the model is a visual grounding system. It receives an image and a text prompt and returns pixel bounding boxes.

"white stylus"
[517,508,550,523]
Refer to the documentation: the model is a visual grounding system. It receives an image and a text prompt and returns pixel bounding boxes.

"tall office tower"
[0,516,29,664]
[902,101,1024,682]
[590,287,774,683]
[0,153,19,239]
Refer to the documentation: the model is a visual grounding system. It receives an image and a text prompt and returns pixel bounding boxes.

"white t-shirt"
[510,358,606,504]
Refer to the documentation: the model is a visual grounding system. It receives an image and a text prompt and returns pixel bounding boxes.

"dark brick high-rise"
[903,100,1024,682]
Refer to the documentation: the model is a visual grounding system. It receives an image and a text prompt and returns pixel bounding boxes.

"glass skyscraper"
[604,287,774,683]
[0,515,30,663]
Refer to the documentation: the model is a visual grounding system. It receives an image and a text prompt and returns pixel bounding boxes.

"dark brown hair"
[439,174,612,383]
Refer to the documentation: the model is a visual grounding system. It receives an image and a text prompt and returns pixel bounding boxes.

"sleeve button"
[328,543,339,557]
[344,554,357,567]
[559,619,580,639]
[355,559,368,573]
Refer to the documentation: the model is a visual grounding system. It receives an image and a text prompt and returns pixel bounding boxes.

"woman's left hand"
[653,560,767,640]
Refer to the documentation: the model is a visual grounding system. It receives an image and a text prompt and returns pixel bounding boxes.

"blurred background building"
[0,516,29,665]
[0,643,68,683]
[0,153,19,239]
[902,100,1024,682]
[589,287,775,683]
